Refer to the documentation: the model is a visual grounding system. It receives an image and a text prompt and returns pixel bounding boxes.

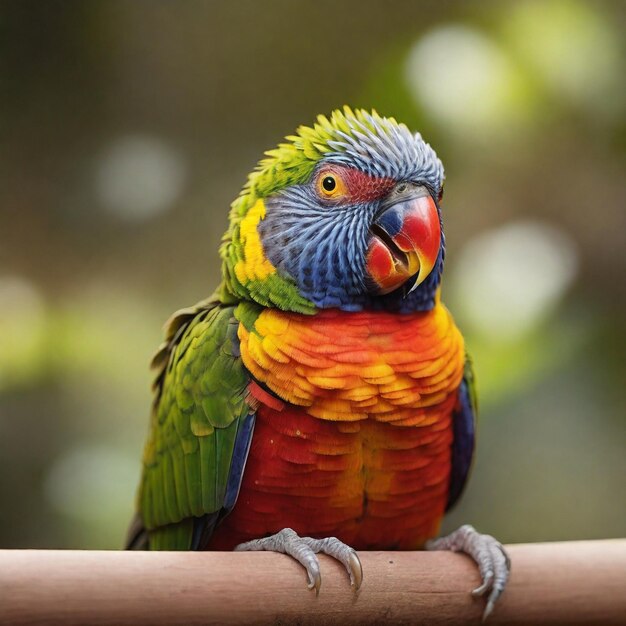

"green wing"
[136,300,253,550]
[463,353,478,416]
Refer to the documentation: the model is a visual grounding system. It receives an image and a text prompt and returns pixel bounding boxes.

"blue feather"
[223,411,256,511]
[446,378,476,511]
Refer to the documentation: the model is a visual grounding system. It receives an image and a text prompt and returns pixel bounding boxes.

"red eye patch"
[316,165,395,204]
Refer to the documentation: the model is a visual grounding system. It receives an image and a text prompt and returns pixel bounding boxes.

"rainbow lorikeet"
[127,108,510,619]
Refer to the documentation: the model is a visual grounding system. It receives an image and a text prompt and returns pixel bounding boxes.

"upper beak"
[366,183,441,295]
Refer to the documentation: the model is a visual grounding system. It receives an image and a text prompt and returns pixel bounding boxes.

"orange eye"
[317,171,347,199]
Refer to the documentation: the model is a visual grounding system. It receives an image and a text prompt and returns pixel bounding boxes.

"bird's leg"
[234,528,363,594]
[425,524,510,621]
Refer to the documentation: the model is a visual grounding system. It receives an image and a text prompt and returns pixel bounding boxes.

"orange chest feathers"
[238,303,466,426]
[208,304,466,551]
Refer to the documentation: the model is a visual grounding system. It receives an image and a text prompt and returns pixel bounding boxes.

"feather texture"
[133,302,256,549]
[130,108,475,553]
[209,300,466,550]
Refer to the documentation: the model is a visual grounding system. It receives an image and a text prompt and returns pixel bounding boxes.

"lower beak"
[366,185,441,295]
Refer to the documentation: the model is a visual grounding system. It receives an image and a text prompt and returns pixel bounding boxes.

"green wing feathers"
[464,353,478,417]
[138,302,251,548]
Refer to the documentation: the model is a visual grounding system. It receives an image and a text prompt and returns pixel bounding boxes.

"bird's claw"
[235,528,362,594]
[305,562,322,595]
[347,550,364,589]
[426,524,510,621]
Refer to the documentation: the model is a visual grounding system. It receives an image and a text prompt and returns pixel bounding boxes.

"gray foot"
[234,528,363,594]
[425,524,510,621]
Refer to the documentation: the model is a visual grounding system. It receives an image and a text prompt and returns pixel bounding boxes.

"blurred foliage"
[0,0,624,548]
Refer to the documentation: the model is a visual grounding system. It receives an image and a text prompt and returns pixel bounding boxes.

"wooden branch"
[1,540,624,625]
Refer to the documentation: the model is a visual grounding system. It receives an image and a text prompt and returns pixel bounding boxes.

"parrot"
[127,107,510,619]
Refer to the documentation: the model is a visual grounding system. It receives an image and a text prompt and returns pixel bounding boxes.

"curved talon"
[426,524,510,621]
[348,551,363,590]
[307,569,322,595]
[472,571,493,596]
[301,535,363,592]
[235,528,362,595]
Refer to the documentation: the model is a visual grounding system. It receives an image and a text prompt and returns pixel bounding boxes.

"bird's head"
[220,107,445,314]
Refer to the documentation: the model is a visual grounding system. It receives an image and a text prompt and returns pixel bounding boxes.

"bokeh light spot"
[0,276,47,388]
[44,444,139,523]
[504,0,623,117]
[405,26,528,136]
[450,221,579,340]
[95,135,187,220]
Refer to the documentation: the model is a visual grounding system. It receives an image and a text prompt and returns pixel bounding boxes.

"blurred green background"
[1,0,624,549]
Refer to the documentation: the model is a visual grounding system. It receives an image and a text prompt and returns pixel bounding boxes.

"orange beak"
[366,184,441,295]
